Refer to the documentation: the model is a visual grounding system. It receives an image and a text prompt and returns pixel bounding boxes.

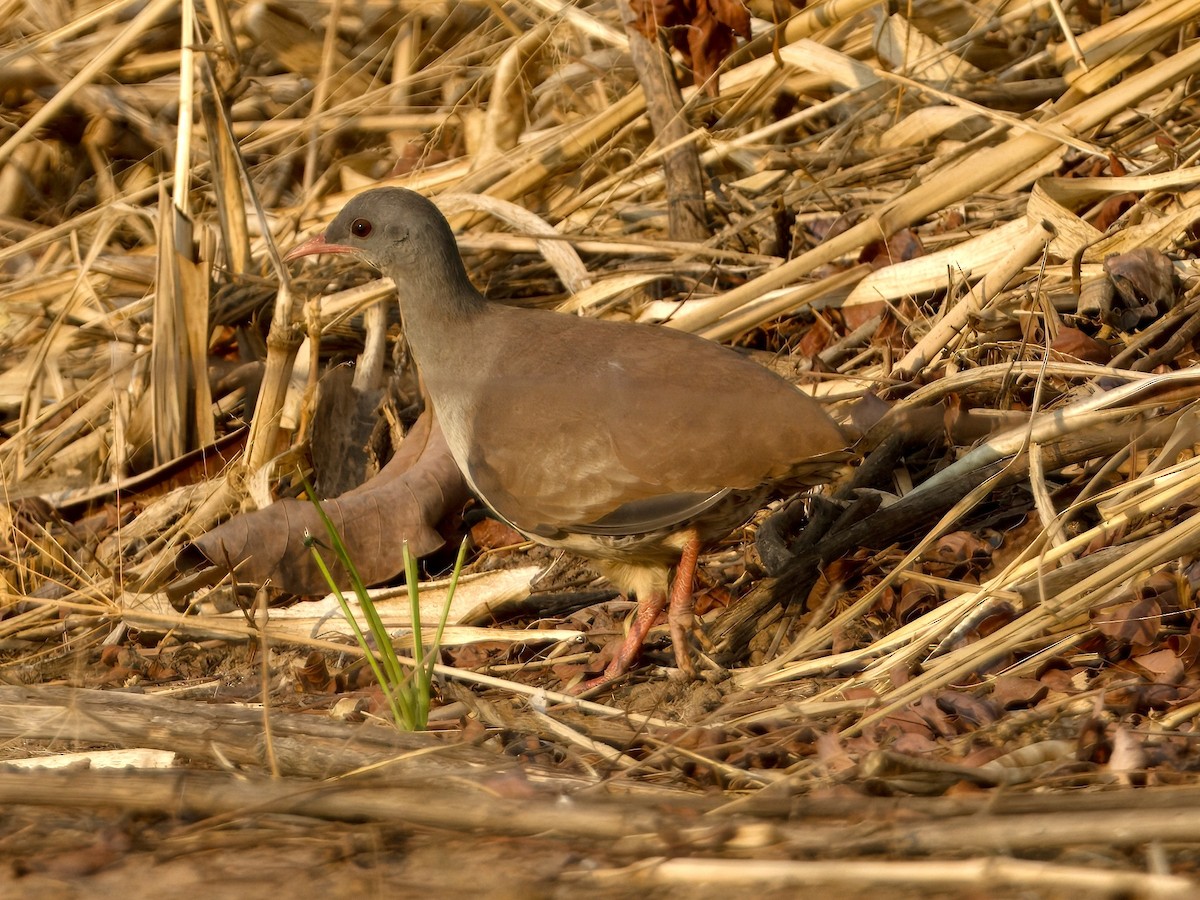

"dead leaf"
[1094,595,1162,649]
[859,228,925,269]
[921,531,995,576]
[1092,191,1136,231]
[935,691,998,728]
[183,410,469,595]
[990,676,1049,709]
[470,517,525,550]
[296,651,334,693]
[1131,648,1185,685]
[1103,247,1178,330]
[630,0,752,96]
[1052,325,1112,363]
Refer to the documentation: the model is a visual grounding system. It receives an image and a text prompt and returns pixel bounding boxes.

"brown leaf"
[630,0,751,96]
[1094,595,1162,648]
[1052,325,1112,363]
[183,410,469,595]
[859,228,925,269]
[470,517,525,550]
[1039,665,1086,694]
[814,730,857,774]
[990,675,1049,709]
[796,321,832,358]
[1092,191,1136,231]
[908,694,956,738]
[296,651,334,693]
[1103,247,1178,330]
[685,1,743,94]
[1131,648,1185,685]
[935,691,998,728]
[447,641,512,669]
[921,531,995,576]
[896,577,939,621]
[843,300,885,332]
[888,734,940,758]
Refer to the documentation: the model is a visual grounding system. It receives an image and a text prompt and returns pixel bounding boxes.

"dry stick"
[736,379,1194,684]
[1046,0,1089,72]
[1060,0,1200,104]
[0,0,179,169]
[179,3,215,451]
[524,0,629,47]
[199,71,252,275]
[255,585,279,778]
[475,20,555,168]
[108,605,674,727]
[1107,290,1200,369]
[578,857,1194,897]
[618,1,707,242]
[664,38,1200,336]
[0,685,501,781]
[174,0,195,215]
[1046,0,1188,68]
[851,503,1200,737]
[744,464,1010,683]
[893,220,1055,379]
[468,0,857,212]
[698,264,869,343]
[0,181,163,267]
[0,0,148,69]
[0,767,668,841]
[149,188,193,463]
[874,69,1105,158]
[723,0,882,69]
[907,370,1200,501]
[760,414,1187,686]
[200,0,240,87]
[302,0,344,196]
[471,88,648,204]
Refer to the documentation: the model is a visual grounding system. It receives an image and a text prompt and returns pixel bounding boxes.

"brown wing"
[463,306,848,535]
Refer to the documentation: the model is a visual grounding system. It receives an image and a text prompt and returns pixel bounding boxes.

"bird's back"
[435,303,847,537]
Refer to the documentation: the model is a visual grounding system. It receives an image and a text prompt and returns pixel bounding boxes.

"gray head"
[285,187,470,287]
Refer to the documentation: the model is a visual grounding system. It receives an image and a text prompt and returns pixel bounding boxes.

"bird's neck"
[389,247,492,378]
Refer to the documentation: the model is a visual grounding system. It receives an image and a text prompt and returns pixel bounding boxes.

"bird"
[286,187,849,688]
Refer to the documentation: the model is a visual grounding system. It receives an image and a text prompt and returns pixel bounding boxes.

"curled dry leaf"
[630,0,753,95]
[182,410,469,595]
[1104,246,1178,328]
[1092,191,1138,231]
[1077,246,1180,330]
[859,228,925,269]
[1051,325,1112,363]
[989,676,1049,710]
[295,651,334,694]
[920,530,997,577]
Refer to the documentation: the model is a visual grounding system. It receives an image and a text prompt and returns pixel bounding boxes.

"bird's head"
[285,187,458,275]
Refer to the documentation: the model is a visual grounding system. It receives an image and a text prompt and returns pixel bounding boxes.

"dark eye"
[350,218,372,238]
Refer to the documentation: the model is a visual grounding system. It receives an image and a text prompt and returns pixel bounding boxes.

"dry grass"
[3,0,1200,893]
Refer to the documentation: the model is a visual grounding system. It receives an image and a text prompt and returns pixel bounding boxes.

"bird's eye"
[350,218,373,238]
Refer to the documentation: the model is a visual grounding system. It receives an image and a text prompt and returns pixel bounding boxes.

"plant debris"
[4,0,1200,894]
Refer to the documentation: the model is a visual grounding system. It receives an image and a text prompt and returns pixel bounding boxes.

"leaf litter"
[3,0,1200,895]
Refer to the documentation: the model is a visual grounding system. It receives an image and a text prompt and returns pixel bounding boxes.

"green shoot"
[302,477,465,730]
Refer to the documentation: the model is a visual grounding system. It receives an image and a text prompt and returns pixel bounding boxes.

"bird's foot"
[667,605,697,680]
[667,534,700,679]
[572,593,664,693]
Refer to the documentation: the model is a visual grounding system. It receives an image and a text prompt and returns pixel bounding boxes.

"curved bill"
[284,233,356,261]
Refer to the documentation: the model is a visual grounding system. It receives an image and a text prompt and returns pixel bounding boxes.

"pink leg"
[576,533,702,693]
[667,533,700,679]
[576,591,665,692]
